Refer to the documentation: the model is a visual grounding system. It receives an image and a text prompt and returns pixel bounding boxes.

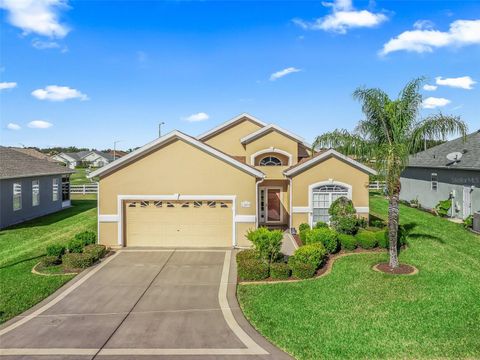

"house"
[9,147,60,163]
[400,130,480,219]
[52,150,115,169]
[0,147,74,229]
[89,113,376,248]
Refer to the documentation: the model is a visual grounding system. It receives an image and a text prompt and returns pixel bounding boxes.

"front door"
[267,188,281,223]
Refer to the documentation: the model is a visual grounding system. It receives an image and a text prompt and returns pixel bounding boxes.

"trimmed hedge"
[355,230,377,249]
[314,221,328,229]
[62,253,95,269]
[41,255,60,267]
[338,233,357,251]
[237,258,269,281]
[329,197,359,234]
[289,261,316,279]
[67,238,84,253]
[298,223,310,233]
[74,231,97,246]
[305,228,339,254]
[236,249,258,264]
[375,229,389,248]
[46,243,66,258]
[288,243,327,279]
[83,244,107,261]
[270,262,291,280]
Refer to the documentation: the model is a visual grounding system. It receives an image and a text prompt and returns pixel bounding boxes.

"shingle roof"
[408,130,480,170]
[10,148,58,162]
[0,147,74,180]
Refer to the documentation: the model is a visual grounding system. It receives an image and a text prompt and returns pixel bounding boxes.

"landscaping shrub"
[305,228,339,253]
[62,253,95,269]
[289,261,316,279]
[314,221,328,229]
[357,217,368,229]
[236,249,258,264]
[74,231,97,246]
[435,199,451,217]
[83,244,107,262]
[288,243,327,279]
[46,243,66,258]
[464,215,473,229]
[355,229,377,249]
[299,228,310,244]
[338,233,356,251]
[246,227,283,264]
[329,196,359,234]
[67,238,85,253]
[298,223,310,233]
[375,229,389,248]
[269,262,291,280]
[237,258,269,281]
[41,255,60,267]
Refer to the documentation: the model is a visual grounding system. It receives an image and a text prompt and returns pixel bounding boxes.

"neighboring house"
[10,147,60,163]
[52,150,115,169]
[90,113,376,248]
[0,147,74,229]
[400,130,480,219]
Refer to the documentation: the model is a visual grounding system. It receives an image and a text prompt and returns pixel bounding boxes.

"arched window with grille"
[311,183,350,224]
[259,156,282,166]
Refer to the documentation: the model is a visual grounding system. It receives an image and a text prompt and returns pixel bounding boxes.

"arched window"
[312,184,350,224]
[259,156,282,166]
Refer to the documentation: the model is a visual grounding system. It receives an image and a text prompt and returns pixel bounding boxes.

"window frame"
[431,173,438,191]
[13,182,22,211]
[259,156,283,166]
[52,178,59,201]
[309,182,352,226]
[32,179,40,207]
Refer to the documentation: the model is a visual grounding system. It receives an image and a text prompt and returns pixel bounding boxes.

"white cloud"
[270,67,302,81]
[435,76,476,90]
[7,123,21,130]
[422,97,451,109]
[31,85,88,101]
[0,81,17,90]
[0,0,70,38]
[423,84,437,91]
[380,19,480,55]
[184,112,209,122]
[31,39,60,49]
[293,0,387,34]
[28,120,53,128]
[413,20,435,30]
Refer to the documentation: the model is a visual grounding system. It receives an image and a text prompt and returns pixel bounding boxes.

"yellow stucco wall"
[99,222,118,247]
[203,118,262,156]
[245,130,299,166]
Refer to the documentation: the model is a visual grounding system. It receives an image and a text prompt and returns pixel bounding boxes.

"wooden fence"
[70,184,98,194]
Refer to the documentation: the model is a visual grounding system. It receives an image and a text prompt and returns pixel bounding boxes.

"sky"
[1,0,479,150]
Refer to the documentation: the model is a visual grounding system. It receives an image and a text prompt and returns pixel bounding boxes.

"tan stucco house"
[90,113,376,248]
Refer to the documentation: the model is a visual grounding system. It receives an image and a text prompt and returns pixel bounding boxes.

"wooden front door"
[267,188,281,223]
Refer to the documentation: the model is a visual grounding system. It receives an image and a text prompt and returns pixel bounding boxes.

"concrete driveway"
[0,249,292,360]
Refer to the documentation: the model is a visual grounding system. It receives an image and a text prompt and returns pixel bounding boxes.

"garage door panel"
[125,200,232,247]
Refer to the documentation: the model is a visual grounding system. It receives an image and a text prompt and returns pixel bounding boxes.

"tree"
[313,78,467,268]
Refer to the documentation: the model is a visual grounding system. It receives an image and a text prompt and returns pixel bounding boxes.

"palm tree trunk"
[387,191,400,268]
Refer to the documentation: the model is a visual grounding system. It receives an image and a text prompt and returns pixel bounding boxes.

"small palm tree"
[313,78,467,268]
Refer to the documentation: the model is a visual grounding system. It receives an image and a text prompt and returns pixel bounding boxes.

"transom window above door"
[259,156,282,166]
[311,184,350,224]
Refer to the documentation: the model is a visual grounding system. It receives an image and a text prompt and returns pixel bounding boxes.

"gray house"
[0,147,75,229]
[400,130,480,219]
[52,150,115,169]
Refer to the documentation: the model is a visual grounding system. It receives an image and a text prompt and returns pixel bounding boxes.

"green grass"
[0,199,97,323]
[238,194,480,360]
[70,168,93,185]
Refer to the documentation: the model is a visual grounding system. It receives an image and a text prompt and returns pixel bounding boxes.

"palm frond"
[312,129,370,159]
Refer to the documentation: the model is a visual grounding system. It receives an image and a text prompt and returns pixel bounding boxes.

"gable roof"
[1,147,74,180]
[283,149,377,177]
[10,148,58,162]
[197,113,267,141]
[89,130,265,179]
[408,130,480,171]
[240,123,311,147]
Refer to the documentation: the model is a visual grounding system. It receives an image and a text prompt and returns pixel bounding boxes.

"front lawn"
[238,194,480,359]
[70,168,93,185]
[0,199,97,323]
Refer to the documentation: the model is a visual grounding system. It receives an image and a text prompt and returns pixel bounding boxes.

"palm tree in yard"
[313,78,467,268]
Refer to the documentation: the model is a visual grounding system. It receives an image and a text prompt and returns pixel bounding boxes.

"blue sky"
[1,0,479,150]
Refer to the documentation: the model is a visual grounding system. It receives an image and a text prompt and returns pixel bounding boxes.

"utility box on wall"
[473,212,480,232]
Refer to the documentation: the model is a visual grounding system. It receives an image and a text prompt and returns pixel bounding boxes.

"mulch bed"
[373,262,418,275]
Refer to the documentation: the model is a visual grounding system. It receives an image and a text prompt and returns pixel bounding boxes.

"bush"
[435,199,451,217]
[237,258,269,281]
[83,244,107,261]
[370,218,385,228]
[338,233,356,251]
[67,238,85,253]
[314,221,328,229]
[41,255,61,267]
[355,230,377,249]
[464,215,473,229]
[299,228,309,244]
[236,249,258,264]
[375,229,389,248]
[289,243,327,274]
[74,231,96,246]
[329,196,359,234]
[46,243,66,258]
[270,262,291,279]
[305,228,339,253]
[62,252,95,269]
[298,223,310,233]
[289,261,316,279]
[246,227,283,264]
[357,217,368,229]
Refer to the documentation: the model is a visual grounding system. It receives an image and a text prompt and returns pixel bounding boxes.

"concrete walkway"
[0,249,292,360]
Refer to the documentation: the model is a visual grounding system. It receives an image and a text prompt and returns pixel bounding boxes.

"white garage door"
[125,200,233,247]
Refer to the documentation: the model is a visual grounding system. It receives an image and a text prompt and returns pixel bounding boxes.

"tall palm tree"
[313,78,467,268]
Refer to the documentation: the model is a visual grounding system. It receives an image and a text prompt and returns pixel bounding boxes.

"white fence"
[369,181,386,190]
[70,183,98,194]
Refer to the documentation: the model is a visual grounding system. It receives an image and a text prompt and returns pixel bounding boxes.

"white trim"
[308,180,353,227]
[260,186,283,224]
[234,215,256,223]
[288,178,293,230]
[98,214,119,222]
[250,147,293,166]
[61,200,71,208]
[197,113,267,140]
[240,123,311,147]
[293,206,310,213]
[89,131,264,179]
[97,181,100,244]
[355,206,369,213]
[117,194,237,247]
[284,149,377,176]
